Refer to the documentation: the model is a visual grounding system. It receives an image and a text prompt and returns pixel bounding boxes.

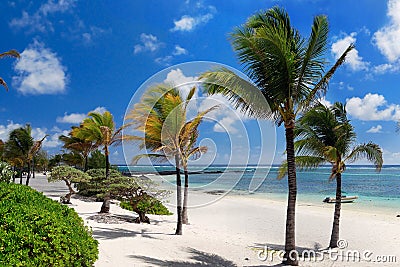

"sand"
[29,174,400,266]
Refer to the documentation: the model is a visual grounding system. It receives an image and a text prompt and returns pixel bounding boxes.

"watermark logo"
[255,240,398,264]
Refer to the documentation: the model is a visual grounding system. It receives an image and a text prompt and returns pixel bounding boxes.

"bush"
[0,183,98,266]
[76,168,121,198]
[0,162,15,183]
[120,199,172,215]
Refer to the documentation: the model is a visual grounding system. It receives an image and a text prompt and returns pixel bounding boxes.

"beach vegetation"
[200,7,353,265]
[0,182,98,266]
[48,166,91,204]
[279,102,383,248]
[126,85,215,233]
[71,111,125,213]
[0,49,20,91]
[0,162,15,183]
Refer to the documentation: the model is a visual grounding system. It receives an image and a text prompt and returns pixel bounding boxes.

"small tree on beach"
[0,162,16,183]
[126,85,215,233]
[200,7,353,265]
[279,102,383,248]
[0,49,20,91]
[72,111,125,213]
[48,166,91,204]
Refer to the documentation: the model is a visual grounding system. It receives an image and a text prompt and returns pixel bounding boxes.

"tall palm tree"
[4,124,34,184]
[0,49,20,91]
[59,131,97,171]
[126,85,216,234]
[279,102,383,248]
[200,7,353,265]
[72,111,124,213]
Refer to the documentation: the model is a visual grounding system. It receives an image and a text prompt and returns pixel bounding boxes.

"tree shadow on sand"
[129,248,237,266]
[92,227,164,240]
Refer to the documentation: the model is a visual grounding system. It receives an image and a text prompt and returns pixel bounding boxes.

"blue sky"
[1,0,400,165]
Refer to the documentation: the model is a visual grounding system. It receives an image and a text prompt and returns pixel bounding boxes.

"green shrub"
[0,183,98,266]
[120,198,172,215]
[77,168,121,198]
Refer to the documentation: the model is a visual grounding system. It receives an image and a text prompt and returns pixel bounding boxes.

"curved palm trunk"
[100,150,110,213]
[329,172,342,248]
[175,154,183,235]
[84,156,88,172]
[283,126,298,266]
[182,167,189,224]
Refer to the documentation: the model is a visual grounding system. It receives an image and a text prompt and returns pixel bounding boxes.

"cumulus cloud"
[170,4,216,32]
[172,45,188,56]
[9,0,76,33]
[56,106,107,124]
[0,121,23,141]
[318,97,333,107]
[13,40,67,95]
[134,33,162,54]
[331,32,369,71]
[346,93,400,121]
[366,125,383,133]
[373,0,400,62]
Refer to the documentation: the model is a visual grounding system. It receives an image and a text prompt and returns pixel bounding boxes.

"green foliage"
[0,162,15,183]
[87,150,106,170]
[120,199,172,215]
[0,183,98,266]
[48,166,90,183]
[77,168,121,197]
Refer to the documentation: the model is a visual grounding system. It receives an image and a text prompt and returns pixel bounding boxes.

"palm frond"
[277,155,326,179]
[345,142,383,171]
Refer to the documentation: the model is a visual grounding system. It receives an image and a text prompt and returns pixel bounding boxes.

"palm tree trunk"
[32,158,35,178]
[84,156,88,172]
[175,154,183,235]
[12,166,16,183]
[283,125,298,266]
[100,150,110,213]
[329,172,342,248]
[19,167,23,184]
[182,167,189,224]
[25,162,31,186]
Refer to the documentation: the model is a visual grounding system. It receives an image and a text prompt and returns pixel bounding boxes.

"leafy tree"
[34,149,49,173]
[126,85,215,233]
[28,134,48,179]
[48,154,63,169]
[72,111,125,213]
[87,149,106,169]
[200,7,353,265]
[0,162,16,183]
[0,49,20,91]
[48,166,91,204]
[108,176,171,223]
[59,132,97,171]
[3,124,33,185]
[279,102,383,248]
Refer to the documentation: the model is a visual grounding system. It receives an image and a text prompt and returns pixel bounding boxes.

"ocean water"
[118,165,400,214]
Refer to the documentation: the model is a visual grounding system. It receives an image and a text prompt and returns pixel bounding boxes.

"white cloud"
[373,63,400,74]
[0,122,23,141]
[13,40,67,95]
[9,0,76,33]
[373,0,400,62]
[171,2,216,32]
[346,93,400,121]
[134,33,162,54]
[331,32,369,71]
[318,97,332,107]
[155,56,173,66]
[366,125,383,133]
[56,106,107,124]
[172,45,188,56]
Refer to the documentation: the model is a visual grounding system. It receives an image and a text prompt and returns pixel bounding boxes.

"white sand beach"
[29,174,400,266]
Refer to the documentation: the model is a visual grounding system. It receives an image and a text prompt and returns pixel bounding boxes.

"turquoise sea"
[118,165,400,214]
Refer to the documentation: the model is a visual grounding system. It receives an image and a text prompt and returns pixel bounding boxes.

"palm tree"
[279,102,383,248]
[59,131,97,171]
[27,134,48,181]
[199,7,353,265]
[126,85,216,234]
[0,49,20,91]
[4,124,34,184]
[72,111,124,213]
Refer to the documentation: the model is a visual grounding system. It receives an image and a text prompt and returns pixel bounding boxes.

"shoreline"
[28,174,400,266]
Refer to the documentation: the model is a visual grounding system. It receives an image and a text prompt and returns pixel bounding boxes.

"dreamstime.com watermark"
[256,240,398,264]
